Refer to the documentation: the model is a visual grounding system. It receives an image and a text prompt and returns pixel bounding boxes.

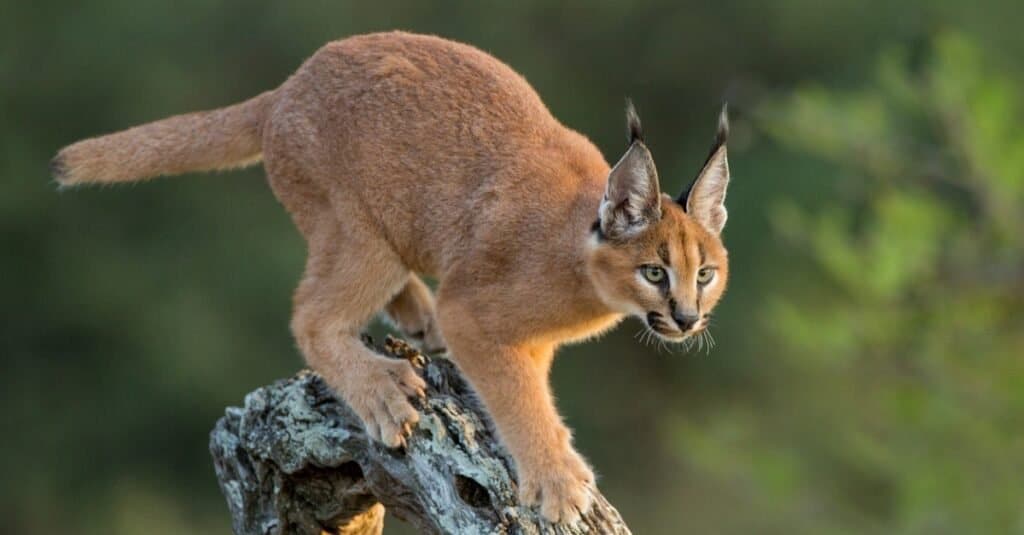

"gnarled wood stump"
[209,337,632,534]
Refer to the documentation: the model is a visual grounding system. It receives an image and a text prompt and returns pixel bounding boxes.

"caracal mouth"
[644,315,690,342]
[642,313,711,345]
[652,329,689,343]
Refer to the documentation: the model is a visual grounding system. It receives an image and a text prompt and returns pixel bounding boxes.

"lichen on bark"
[210,337,632,534]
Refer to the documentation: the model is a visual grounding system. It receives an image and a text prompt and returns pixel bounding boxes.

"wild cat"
[53,31,731,523]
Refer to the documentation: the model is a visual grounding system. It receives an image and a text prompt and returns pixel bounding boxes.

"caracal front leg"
[438,302,594,523]
[384,274,446,353]
[290,228,427,448]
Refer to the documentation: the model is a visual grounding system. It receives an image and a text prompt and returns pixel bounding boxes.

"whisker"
[695,330,711,354]
[637,327,652,349]
[642,327,656,348]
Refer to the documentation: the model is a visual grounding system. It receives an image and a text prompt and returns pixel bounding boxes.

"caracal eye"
[697,267,715,285]
[641,265,667,284]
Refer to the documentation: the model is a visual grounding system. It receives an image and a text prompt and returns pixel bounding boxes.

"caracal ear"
[680,104,730,236]
[599,100,661,240]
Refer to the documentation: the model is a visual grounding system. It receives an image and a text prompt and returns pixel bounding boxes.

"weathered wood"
[210,337,632,534]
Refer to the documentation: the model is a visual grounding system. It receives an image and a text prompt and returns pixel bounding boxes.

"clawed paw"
[345,358,427,448]
[518,448,596,524]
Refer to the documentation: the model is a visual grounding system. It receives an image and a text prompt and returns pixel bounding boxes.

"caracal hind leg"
[383,275,446,353]
[437,297,595,523]
[291,227,427,448]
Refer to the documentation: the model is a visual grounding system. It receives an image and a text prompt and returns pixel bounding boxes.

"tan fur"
[53,31,732,523]
[54,91,276,184]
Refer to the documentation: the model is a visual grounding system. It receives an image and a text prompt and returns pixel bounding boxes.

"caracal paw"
[346,358,426,448]
[518,448,595,524]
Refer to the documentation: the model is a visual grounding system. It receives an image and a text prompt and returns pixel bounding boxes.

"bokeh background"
[4,1,1023,533]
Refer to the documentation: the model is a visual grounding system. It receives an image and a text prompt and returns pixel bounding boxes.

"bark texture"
[210,337,632,535]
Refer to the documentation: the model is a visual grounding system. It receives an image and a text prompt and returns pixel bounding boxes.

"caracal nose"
[671,309,699,331]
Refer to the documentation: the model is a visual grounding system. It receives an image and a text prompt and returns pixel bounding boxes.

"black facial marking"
[657,242,670,266]
[697,246,708,300]
[646,311,675,334]
[658,274,671,298]
[590,219,606,241]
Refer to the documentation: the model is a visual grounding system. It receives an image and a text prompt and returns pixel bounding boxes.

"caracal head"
[586,102,731,345]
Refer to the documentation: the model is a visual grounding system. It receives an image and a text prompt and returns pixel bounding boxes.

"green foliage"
[678,33,1024,533]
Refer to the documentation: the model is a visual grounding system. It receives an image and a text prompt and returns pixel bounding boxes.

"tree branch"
[209,337,632,534]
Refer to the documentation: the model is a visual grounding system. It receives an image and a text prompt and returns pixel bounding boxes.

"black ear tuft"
[678,103,731,235]
[705,102,729,165]
[625,98,644,145]
[679,103,730,207]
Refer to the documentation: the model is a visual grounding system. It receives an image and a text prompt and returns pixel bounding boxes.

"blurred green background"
[3,1,1022,533]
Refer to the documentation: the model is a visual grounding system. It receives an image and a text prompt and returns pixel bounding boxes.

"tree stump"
[209,337,632,534]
